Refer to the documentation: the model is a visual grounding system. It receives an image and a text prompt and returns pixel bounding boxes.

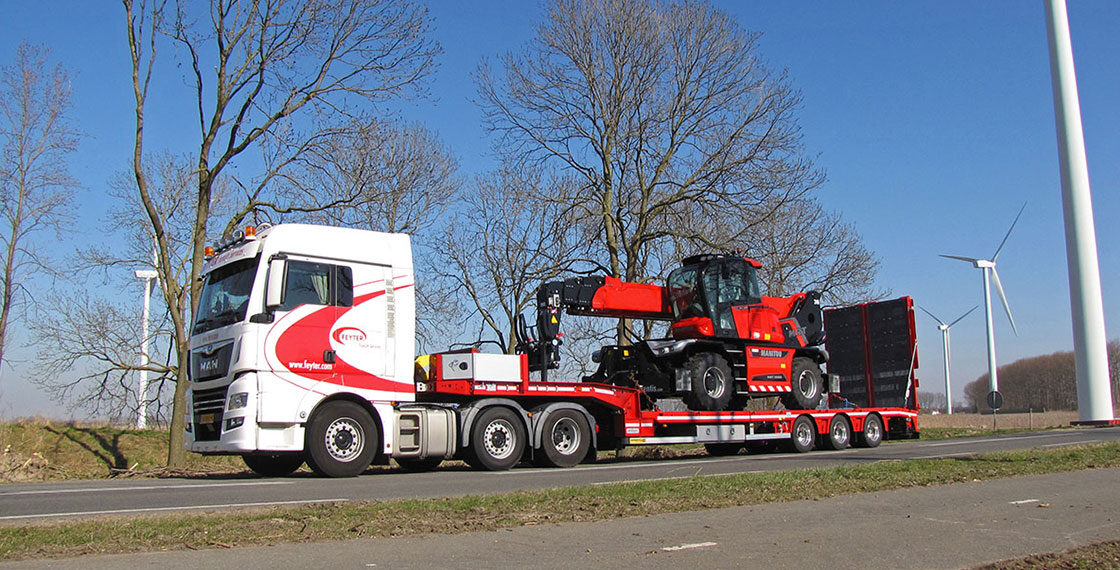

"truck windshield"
[193,257,258,334]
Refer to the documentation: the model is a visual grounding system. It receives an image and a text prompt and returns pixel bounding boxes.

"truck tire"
[242,452,304,477]
[822,415,851,450]
[704,443,743,456]
[790,415,816,453]
[856,414,884,448]
[683,352,733,411]
[395,457,443,472]
[781,357,823,410]
[466,407,526,471]
[305,400,377,477]
[535,410,591,468]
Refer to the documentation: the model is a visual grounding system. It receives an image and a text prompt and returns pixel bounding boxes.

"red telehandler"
[515,253,828,412]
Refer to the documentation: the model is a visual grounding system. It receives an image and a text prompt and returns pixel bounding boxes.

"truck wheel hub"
[484,420,515,459]
[551,418,580,454]
[704,367,726,398]
[325,418,363,462]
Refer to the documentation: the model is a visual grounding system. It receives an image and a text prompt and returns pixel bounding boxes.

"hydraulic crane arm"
[515,276,672,377]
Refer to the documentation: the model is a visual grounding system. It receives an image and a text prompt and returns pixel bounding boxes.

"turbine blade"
[948,305,979,328]
[990,267,1017,334]
[940,254,980,263]
[918,305,946,326]
[993,202,1027,261]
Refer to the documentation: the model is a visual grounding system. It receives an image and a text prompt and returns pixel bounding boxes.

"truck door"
[267,259,352,386]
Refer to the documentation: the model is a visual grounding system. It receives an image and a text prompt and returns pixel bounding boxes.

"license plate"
[199,413,217,424]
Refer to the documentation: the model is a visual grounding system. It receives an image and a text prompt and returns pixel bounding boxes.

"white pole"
[138,276,150,429]
[1044,0,1114,422]
[942,327,953,414]
[981,267,999,397]
[135,241,158,429]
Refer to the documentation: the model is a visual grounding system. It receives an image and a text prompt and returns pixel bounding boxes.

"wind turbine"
[940,204,1025,408]
[918,305,978,414]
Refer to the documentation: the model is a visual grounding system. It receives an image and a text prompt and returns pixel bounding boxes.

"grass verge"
[2,442,1119,561]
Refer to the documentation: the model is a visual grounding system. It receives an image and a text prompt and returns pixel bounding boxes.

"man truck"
[188,224,919,477]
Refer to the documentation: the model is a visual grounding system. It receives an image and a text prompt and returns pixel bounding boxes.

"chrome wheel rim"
[551,417,581,455]
[324,416,364,462]
[484,419,517,460]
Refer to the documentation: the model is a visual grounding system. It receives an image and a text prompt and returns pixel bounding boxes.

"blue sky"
[1,1,1116,417]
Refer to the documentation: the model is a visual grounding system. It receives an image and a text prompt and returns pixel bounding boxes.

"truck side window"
[281,261,331,310]
[279,261,354,311]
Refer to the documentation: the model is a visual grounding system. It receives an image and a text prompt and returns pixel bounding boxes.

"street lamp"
[134,268,158,429]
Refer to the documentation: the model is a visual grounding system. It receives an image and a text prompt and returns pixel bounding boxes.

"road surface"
[4,464,1119,569]
[2,426,1117,523]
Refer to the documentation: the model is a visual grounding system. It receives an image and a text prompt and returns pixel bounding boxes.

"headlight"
[227,392,249,410]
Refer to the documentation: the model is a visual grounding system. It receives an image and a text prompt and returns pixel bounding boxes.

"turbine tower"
[941,204,1024,408]
[918,305,977,414]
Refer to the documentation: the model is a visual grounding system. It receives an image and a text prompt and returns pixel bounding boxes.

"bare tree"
[734,199,883,306]
[436,163,587,354]
[287,118,458,235]
[282,116,461,347]
[123,0,439,466]
[961,347,1120,411]
[33,290,177,423]
[917,390,947,413]
[0,42,79,374]
[33,153,226,423]
[477,0,823,341]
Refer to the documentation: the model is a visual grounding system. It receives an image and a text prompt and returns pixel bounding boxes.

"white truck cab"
[187,224,426,476]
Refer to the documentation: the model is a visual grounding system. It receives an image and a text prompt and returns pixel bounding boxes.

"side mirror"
[265,257,287,309]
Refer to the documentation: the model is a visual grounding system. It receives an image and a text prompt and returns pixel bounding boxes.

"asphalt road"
[2,427,1118,523]
[6,465,1120,569]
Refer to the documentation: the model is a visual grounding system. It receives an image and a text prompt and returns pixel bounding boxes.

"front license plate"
[199,413,216,424]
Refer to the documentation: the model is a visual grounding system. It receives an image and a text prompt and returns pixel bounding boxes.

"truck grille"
[192,386,228,442]
[191,342,234,382]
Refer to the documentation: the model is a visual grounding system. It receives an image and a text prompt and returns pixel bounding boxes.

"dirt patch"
[0,445,52,482]
[920,411,1078,430]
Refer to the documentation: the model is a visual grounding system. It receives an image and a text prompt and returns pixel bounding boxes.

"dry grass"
[0,419,244,482]
[920,411,1078,430]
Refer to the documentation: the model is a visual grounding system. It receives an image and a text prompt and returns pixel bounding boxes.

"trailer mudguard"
[456,398,531,451]
[529,402,598,452]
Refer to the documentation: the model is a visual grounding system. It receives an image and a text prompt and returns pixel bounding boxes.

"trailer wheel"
[704,443,743,456]
[242,453,304,477]
[683,352,733,411]
[536,410,590,468]
[857,414,884,448]
[305,400,377,477]
[467,407,526,471]
[395,457,443,472]
[790,415,816,453]
[781,357,823,410]
[823,415,851,450]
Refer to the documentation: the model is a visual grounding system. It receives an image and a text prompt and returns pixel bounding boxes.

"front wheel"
[242,453,304,477]
[467,407,527,471]
[781,357,823,410]
[305,400,378,478]
[683,352,734,411]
